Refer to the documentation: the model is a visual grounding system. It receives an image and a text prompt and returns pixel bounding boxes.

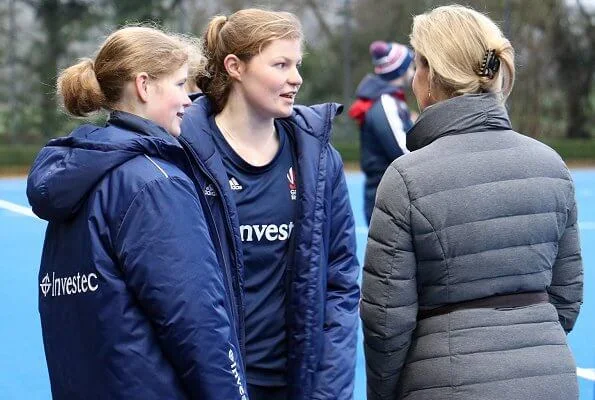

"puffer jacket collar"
[180,95,342,178]
[27,111,183,221]
[178,96,230,194]
[407,93,512,151]
[354,73,403,99]
[286,102,342,144]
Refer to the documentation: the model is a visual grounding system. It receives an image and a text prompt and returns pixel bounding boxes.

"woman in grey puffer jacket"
[361,5,583,400]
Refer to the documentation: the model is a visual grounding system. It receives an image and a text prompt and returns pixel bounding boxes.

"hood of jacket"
[407,93,512,151]
[354,73,403,99]
[27,111,183,222]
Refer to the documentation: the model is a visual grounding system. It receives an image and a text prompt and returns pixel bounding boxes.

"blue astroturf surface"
[0,170,593,399]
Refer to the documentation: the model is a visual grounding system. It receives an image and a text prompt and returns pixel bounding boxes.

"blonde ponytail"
[57,26,203,117]
[57,58,106,117]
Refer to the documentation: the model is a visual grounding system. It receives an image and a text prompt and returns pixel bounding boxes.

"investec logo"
[39,272,99,298]
[240,222,294,242]
[228,348,247,400]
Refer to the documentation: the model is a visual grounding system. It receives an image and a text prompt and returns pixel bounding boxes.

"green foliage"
[298,42,344,105]
[330,136,595,164]
[541,138,595,160]
[0,145,42,167]
[332,138,360,164]
[0,0,593,144]
[1,134,594,172]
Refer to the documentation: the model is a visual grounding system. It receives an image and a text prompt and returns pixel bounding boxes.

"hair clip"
[478,49,500,79]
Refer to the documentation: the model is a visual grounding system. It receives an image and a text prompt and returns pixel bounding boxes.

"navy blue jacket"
[180,96,360,400]
[350,74,413,224]
[27,112,248,400]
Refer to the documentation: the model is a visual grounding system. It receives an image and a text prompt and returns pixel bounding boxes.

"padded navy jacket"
[350,74,413,224]
[27,112,248,400]
[180,96,360,400]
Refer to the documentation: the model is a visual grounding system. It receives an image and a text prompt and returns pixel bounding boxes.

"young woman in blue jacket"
[180,9,360,400]
[27,26,248,400]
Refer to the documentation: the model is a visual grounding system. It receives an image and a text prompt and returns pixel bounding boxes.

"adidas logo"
[229,177,243,191]
[204,184,217,196]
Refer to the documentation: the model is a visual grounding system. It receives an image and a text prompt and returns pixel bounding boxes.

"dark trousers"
[247,384,288,400]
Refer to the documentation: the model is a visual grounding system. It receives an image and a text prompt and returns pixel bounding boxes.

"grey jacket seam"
[409,175,571,202]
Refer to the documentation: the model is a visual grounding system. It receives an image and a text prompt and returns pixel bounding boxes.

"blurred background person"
[349,40,415,225]
[361,5,583,400]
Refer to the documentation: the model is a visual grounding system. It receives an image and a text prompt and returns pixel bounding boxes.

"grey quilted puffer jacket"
[361,93,583,400]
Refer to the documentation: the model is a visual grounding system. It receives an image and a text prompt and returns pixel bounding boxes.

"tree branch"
[18,0,38,8]
[169,0,183,9]
[575,0,593,21]
[303,0,334,41]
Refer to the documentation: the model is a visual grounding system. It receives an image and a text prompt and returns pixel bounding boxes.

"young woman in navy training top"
[180,9,360,400]
[27,26,248,400]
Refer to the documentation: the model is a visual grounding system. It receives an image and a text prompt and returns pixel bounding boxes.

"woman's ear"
[223,54,244,81]
[134,72,151,102]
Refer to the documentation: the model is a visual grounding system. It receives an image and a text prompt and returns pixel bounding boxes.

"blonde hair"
[197,9,303,113]
[57,26,204,117]
[410,5,515,101]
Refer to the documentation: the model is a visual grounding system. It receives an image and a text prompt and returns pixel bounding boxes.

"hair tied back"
[478,49,500,79]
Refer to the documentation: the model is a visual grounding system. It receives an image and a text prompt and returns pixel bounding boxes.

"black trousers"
[247,384,288,400]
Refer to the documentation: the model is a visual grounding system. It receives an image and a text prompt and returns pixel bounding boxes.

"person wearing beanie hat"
[348,40,415,225]
[371,41,414,81]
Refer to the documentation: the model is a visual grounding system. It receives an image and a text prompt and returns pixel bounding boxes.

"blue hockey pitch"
[1,171,593,399]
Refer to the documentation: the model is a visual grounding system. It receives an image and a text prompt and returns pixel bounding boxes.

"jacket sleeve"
[114,177,247,400]
[311,148,360,400]
[361,164,417,400]
[548,185,583,333]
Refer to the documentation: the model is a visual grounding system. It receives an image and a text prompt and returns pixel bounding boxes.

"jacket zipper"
[283,121,301,380]
[178,137,246,359]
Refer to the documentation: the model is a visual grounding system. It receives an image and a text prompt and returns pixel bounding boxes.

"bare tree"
[17,0,103,138]
[548,0,594,138]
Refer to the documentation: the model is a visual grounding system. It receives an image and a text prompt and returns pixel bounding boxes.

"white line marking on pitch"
[0,199,40,219]
[2,195,594,383]
[577,367,595,382]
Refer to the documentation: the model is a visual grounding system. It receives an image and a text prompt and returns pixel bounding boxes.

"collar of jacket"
[108,110,180,145]
[284,102,343,146]
[407,93,512,151]
[27,111,184,222]
[180,95,342,166]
